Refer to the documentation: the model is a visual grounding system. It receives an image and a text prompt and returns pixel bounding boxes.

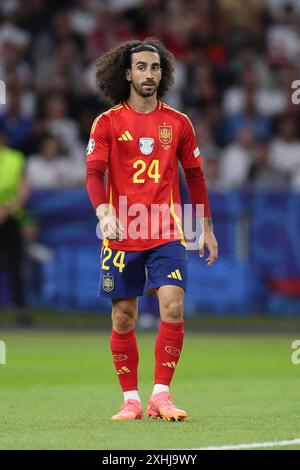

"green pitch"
[0,331,300,450]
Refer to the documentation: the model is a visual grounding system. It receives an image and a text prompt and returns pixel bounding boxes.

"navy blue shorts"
[99,240,188,299]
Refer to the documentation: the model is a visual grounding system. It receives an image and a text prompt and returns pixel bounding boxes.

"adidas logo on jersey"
[118,131,133,141]
[167,269,182,280]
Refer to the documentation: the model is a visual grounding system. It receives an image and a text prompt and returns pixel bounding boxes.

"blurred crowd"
[0,0,300,191]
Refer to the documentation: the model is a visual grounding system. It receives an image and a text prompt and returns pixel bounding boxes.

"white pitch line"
[188,438,300,450]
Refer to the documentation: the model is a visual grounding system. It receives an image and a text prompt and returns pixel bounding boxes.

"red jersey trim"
[111,104,124,111]
[91,114,102,134]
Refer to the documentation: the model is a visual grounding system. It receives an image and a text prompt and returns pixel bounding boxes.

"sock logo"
[113,354,128,362]
[162,361,177,369]
[165,346,180,356]
[117,366,131,375]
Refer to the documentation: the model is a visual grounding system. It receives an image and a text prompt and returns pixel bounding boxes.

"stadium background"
[1,0,300,318]
[1,0,300,451]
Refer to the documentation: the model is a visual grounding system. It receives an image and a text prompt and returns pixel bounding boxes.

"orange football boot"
[111,399,144,420]
[146,392,187,421]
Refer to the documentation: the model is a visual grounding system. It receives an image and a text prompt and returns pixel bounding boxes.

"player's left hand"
[199,229,218,266]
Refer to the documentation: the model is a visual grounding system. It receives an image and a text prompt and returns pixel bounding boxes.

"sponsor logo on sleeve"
[86,138,95,155]
[193,147,200,158]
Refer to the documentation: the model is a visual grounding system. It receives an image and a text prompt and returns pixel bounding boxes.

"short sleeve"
[86,113,110,164]
[178,114,202,169]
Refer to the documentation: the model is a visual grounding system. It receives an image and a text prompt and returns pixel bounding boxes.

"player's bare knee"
[112,308,136,332]
[160,300,184,322]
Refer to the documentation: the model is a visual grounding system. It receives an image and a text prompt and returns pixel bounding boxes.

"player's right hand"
[100,214,124,240]
[96,204,124,241]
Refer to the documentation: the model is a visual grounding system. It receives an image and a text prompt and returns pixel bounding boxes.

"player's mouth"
[142,82,155,89]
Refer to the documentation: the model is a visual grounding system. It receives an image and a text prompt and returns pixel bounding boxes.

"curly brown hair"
[95,37,175,105]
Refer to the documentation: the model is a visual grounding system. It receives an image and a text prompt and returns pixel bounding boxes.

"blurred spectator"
[0,41,32,88]
[223,65,259,115]
[221,88,272,145]
[248,140,287,189]
[0,131,30,321]
[291,170,300,191]
[183,62,218,109]
[0,87,33,149]
[202,148,224,190]
[269,114,300,179]
[224,62,289,117]
[266,2,300,63]
[220,127,255,188]
[203,101,227,148]
[69,0,98,36]
[43,93,80,151]
[267,0,300,18]
[35,38,83,93]
[0,20,30,49]
[26,133,84,189]
[108,0,143,11]
[31,9,74,61]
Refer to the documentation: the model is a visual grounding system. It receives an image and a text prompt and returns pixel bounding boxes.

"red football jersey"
[86,100,202,251]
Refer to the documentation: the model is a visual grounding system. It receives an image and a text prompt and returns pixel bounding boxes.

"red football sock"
[154,320,184,386]
[110,328,139,392]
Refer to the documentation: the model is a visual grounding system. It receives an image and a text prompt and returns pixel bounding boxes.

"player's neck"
[127,93,158,114]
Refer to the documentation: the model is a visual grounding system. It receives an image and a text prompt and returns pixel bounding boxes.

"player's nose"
[146,67,154,79]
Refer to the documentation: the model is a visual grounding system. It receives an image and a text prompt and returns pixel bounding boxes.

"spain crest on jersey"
[103,274,114,292]
[158,126,172,145]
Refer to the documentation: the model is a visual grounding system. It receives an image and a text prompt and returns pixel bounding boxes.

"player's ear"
[126,68,131,82]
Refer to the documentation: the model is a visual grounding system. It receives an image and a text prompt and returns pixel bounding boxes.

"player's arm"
[178,115,218,266]
[85,115,123,240]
